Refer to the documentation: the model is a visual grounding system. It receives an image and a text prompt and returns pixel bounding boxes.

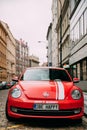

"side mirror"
[73,77,80,83]
[12,76,18,82]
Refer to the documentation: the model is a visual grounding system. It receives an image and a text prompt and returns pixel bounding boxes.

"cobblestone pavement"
[0,89,87,130]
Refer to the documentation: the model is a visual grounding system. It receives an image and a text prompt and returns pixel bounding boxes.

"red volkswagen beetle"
[6,67,84,121]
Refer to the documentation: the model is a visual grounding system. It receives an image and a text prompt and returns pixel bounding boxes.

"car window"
[50,69,71,81]
[20,68,71,82]
[22,69,49,81]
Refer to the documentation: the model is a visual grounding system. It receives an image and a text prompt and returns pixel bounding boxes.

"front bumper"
[7,98,84,119]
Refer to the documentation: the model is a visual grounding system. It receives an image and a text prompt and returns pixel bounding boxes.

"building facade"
[50,0,87,80]
[56,0,70,69]
[51,0,59,67]
[15,39,21,76]
[46,23,52,66]
[2,22,16,81]
[0,21,16,81]
[51,0,70,68]
[0,21,7,81]
[16,39,29,76]
[29,55,39,67]
[69,0,87,80]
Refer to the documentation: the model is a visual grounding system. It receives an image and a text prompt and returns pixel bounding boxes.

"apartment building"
[50,0,87,80]
[15,39,29,75]
[46,23,52,66]
[69,0,87,80]
[29,55,39,67]
[2,22,16,81]
[0,21,7,81]
[2,21,16,81]
[0,21,16,81]
[55,0,70,69]
[15,39,20,76]
[51,0,59,67]
[51,0,70,68]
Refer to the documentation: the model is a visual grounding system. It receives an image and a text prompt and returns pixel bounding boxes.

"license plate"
[33,103,59,110]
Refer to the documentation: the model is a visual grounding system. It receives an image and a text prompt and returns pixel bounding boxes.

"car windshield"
[21,68,71,82]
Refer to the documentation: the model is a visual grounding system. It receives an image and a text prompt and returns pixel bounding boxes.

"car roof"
[26,67,65,70]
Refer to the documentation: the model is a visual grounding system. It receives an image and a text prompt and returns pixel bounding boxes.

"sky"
[0,0,52,64]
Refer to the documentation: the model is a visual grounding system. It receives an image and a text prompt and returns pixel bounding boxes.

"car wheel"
[5,101,15,121]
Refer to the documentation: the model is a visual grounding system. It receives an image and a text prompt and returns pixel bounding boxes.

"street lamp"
[38,41,47,43]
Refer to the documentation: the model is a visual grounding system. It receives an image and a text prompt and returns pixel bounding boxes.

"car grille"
[11,107,81,116]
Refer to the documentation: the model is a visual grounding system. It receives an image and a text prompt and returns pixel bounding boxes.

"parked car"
[0,81,15,90]
[6,82,13,89]
[2,81,8,89]
[0,81,7,89]
[9,81,16,87]
[6,67,84,122]
[0,81,3,89]
[1,81,12,89]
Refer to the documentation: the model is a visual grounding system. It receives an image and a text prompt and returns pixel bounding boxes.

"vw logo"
[43,92,49,97]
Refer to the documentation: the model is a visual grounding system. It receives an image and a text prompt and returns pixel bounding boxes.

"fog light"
[74,109,80,114]
[11,107,17,113]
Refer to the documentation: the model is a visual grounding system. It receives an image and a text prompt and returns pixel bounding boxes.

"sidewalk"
[75,81,87,92]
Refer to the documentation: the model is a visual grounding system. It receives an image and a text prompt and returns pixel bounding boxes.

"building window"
[74,21,79,43]
[79,14,84,37]
[70,8,87,48]
[70,0,75,13]
[83,9,87,35]
[70,0,80,14]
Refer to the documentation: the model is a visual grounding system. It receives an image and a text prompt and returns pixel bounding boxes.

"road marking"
[7,124,23,129]
[0,128,5,130]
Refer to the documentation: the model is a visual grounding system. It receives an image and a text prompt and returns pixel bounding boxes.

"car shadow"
[10,118,83,129]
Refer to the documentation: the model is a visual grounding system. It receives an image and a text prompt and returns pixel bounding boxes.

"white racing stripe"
[54,81,58,100]
[57,81,65,100]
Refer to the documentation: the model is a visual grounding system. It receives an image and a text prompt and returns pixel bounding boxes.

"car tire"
[5,101,15,121]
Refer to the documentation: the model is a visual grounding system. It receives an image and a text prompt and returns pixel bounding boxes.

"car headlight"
[11,88,21,98]
[71,90,81,99]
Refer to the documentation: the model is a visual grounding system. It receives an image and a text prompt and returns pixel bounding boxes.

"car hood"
[19,81,74,100]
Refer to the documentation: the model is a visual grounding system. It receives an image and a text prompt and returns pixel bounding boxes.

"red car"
[6,67,84,121]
